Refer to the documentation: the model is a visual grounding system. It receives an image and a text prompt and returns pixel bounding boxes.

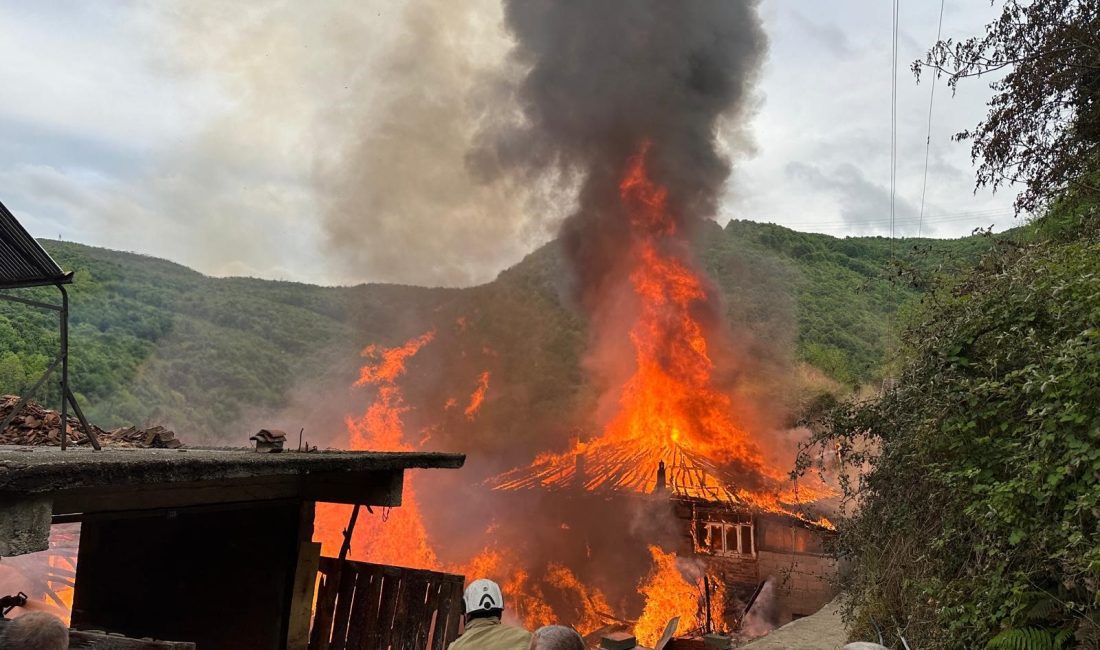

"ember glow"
[464,371,491,420]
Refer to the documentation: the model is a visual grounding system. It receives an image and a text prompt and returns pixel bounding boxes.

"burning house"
[490,436,837,636]
[0,0,846,645]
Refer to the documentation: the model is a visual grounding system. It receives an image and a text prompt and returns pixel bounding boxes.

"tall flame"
[492,142,831,516]
[606,143,773,472]
[315,331,438,566]
[313,330,569,631]
[634,546,724,647]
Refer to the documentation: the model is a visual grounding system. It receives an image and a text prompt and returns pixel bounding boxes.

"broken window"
[697,521,755,557]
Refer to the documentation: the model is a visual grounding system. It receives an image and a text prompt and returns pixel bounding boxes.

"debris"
[0,395,183,448]
[602,632,643,650]
[250,429,287,453]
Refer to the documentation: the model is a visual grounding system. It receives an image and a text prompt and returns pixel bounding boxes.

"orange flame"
[464,371,491,421]
[315,331,439,566]
[634,545,724,647]
[492,142,833,520]
[605,143,774,470]
[544,563,613,636]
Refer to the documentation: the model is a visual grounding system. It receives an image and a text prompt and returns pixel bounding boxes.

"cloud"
[788,11,853,58]
[144,0,564,287]
[0,0,1019,285]
[785,161,918,233]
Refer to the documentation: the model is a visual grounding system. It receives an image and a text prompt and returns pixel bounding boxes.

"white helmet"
[463,578,504,614]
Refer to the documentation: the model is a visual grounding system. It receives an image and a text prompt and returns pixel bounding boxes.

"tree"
[915,0,1100,214]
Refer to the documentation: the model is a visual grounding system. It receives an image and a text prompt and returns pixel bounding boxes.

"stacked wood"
[0,395,183,448]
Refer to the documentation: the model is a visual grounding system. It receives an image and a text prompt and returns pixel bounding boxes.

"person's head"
[529,625,585,650]
[2,612,69,650]
[463,578,504,623]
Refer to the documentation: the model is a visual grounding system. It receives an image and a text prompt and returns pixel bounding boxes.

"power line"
[742,210,1013,230]
[890,0,901,244]
[917,0,947,238]
[749,206,1009,225]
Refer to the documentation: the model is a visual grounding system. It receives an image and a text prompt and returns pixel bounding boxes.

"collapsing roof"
[492,439,751,503]
[489,438,834,527]
[0,199,71,290]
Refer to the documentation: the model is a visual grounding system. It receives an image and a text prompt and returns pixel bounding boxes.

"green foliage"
[0,223,993,444]
[917,0,1100,215]
[987,627,1073,650]
[0,242,359,442]
[799,204,1100,648]
[711,220,995,383]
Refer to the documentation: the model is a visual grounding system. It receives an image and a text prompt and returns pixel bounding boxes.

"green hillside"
[0,221,997,447]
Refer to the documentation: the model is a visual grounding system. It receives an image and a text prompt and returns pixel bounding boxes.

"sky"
[0,1,1017,287]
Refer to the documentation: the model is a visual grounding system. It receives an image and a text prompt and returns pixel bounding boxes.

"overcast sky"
[0,1,1016,287]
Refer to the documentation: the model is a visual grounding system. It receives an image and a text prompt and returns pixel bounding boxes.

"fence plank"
[331,564,360,650]
[345,566,376,650]
[360,565,386,650]
[392,571,417,650]
[310,568,339,650]
[376,566,404,650]
[310,558,465,650]
[403,574,429,649]
[430,580,454,650]
[444,577,464,645]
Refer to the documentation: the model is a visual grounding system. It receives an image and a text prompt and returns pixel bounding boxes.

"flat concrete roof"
[0,446,465,495]
[0,446,466,552]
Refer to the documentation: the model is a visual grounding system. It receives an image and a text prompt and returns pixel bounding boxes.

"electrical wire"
[917,0,947,238]
[890,0,901,244]
[739,207,1011,230]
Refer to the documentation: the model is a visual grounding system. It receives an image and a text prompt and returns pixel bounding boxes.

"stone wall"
[756,550,837,624]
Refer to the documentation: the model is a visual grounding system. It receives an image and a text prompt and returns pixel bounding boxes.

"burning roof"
[491,439,756,504]
[488,436,830,520]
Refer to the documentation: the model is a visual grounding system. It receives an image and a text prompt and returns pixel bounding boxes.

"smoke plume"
[472,0,767,303]
[147,0,562,286]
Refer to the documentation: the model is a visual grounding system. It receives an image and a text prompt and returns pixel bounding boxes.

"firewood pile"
[0,395,183,448]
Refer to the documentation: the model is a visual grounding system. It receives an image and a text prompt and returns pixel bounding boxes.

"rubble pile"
[0,395,183,448]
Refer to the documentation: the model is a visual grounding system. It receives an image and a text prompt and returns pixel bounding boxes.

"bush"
[801,215,1100,648]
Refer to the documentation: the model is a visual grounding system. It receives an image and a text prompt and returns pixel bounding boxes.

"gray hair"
[2,612,69,650]
[531,625,585,650]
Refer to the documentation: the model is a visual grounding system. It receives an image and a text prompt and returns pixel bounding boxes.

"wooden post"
[703,574,713,634]
[288,501,320,650]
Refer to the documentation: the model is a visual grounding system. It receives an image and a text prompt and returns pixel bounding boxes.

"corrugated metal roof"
[0,199,70,289]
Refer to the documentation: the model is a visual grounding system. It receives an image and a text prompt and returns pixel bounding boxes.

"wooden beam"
[52,475,299,514]
[287,501,319,650]
[287,541,321,650]
[302,470,404,507]
[50,469,406,515]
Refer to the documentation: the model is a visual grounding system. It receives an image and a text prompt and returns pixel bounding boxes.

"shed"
[0,446,465,649]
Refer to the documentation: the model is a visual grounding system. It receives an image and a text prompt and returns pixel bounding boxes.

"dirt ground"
[739,599,850,650]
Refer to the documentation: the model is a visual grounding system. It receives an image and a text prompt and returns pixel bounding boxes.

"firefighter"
[530,625,585,650]
[448,578,531,650]
[0,612,69,649]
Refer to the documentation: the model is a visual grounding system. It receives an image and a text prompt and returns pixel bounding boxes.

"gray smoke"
[146,0,562,287]
[471,0,768,302]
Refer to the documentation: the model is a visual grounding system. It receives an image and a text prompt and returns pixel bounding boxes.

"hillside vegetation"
[797,2,1100,647]
[0,221,994,446]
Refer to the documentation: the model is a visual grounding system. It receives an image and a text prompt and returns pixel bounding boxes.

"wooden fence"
[309,557,465,650]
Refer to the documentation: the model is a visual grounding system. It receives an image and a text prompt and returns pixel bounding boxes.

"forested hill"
[0,220,997,445]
